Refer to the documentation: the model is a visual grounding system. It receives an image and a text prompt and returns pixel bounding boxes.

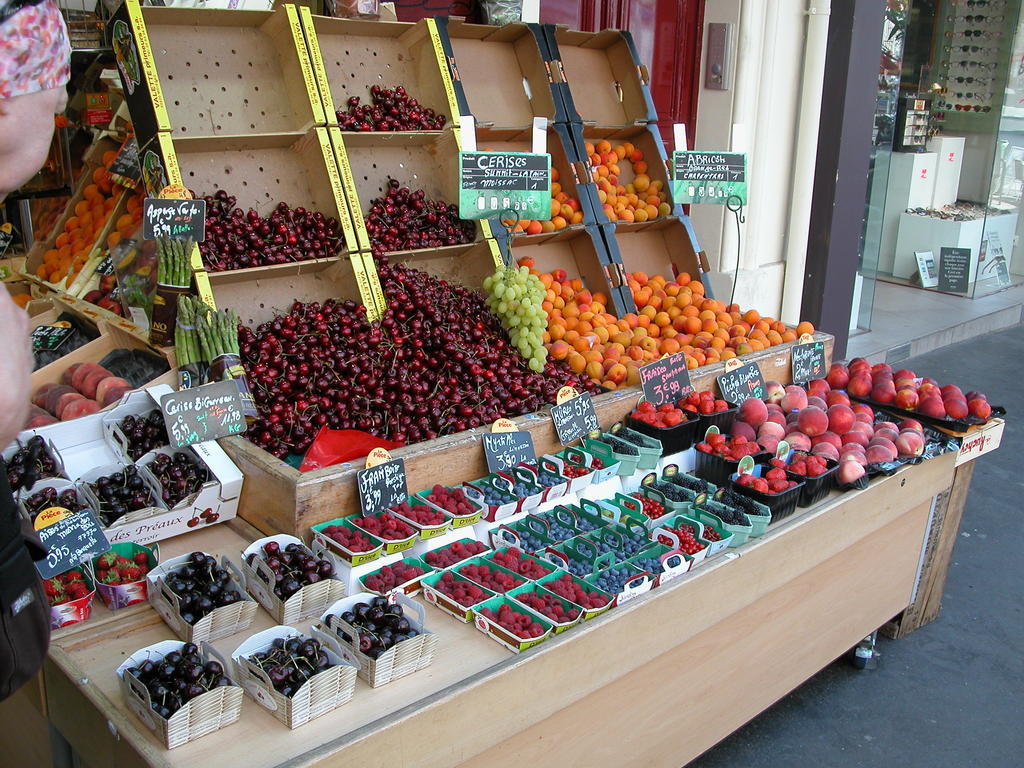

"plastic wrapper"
[113,236,160,330]
[480,0,523,24]
[299,428,404,472]
[98,348,170,388]
[329,0,379,18]
[208,353,258,420]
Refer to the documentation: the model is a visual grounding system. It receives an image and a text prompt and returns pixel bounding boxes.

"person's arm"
[0,290,30,448]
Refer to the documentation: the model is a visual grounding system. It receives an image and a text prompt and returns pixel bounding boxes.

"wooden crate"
[223,333,834,539]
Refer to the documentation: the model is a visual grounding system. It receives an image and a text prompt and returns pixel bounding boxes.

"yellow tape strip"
[426,19,461,119]
[299,7,335,122]
[288,5,326,124]
[317,128,358,253]
[126,0,170,130]
[329,131,371,251]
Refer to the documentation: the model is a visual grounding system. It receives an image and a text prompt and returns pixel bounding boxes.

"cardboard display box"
[602,216,706,286]
[13,386,243,546]
[435,17,564,139]
[110,0,324,146]
[299,12,456,130]
[542,26,659,134]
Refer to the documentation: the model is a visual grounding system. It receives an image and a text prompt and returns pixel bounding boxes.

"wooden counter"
[35,451,954,768]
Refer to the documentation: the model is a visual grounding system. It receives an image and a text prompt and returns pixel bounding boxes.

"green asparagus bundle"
[195,306,240,365]
[156,237,193,287]
[174,294,204,369]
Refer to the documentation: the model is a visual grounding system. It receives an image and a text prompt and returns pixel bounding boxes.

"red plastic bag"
[299,427,403,472]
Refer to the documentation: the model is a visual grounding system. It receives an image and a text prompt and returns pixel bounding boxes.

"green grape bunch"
[483,265,550,372]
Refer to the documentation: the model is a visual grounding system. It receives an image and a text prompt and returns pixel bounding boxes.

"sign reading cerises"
[550,392,599,446]
[459,151,551,220]
[791,340,825,384]
[159,379,247,448]
[673,151,747,204]
[35,509,110,580]
[356,457,408,516]
[639,352,694,406]
[716,360,765,405]
[482,431,536,474]
[143,197,207,242]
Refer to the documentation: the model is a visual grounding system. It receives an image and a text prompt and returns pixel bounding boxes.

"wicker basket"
[241,534,346,624]
[117,641,243,749]
[148,553,258,643]
[231,626,358,729]
[317,593,439,688]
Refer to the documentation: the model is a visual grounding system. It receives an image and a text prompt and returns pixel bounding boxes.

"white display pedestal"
[893,211,1019,287]
[927,136,965,208]
[879,152,937,274]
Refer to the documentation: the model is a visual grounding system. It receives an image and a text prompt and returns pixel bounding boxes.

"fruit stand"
[0,3,1006,767]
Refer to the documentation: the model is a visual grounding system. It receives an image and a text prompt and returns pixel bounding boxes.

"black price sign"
[95,255,115,276]
[550,393,600,446]
[639,352,694,407]
[31,323,74,351]
[143,198,206,242]
[716,361,766,405]
[356,458,408,516]
[160,380,247,448]
[939,247,970,293]
[107,137,141,185]
[791,341,825,384]
[483,431,536,474]
[35,509,110,580]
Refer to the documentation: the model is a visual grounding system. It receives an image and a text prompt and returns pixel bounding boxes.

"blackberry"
[613,430,649,448]
[651,480,690,502]
[668,473,713,494]
[593,435,639,456]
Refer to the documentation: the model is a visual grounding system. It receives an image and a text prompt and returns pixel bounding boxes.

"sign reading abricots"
[716,360,765,405]
[550,392,599,446]
[639,352,694,406]
[356,457,407,516]
[458,151,551,220]
[482,431,536,474]
[672,151,747,204]
[791,341,825,384]
[35,508,110,580]
[159,380,247,448]
[142,197,207,242]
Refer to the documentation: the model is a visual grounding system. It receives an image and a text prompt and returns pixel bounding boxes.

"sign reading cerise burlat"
[159,380,247,449]
[356,457,408,516]
[459,151,551,220]
[143,197,207,242]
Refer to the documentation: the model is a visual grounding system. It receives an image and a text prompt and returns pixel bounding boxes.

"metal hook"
[499,208,520,267]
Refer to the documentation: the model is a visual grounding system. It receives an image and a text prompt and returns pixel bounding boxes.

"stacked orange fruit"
[106,188,145,252]
[37,152,127,287]
[505,166,585,235]
[586,139,672,223]
[521,257,815,390]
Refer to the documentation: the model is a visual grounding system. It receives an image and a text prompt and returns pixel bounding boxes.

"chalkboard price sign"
[938,247,970,293]
[143,198,207,242]
[159,379,247,448]
[672,151,747,204]
[356,457,408,516]
[640,352,694,406]
[35,509,110,580]
[482,431,536,474]
[550,392,600,446]
[716,361,766,405]
[791,341,825,384]
[458,151,551,220]
[31,322,74,352]
[107,137,141,186]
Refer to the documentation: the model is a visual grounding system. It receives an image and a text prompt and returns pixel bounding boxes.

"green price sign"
[672,151,747,205]
[458,151,551,220]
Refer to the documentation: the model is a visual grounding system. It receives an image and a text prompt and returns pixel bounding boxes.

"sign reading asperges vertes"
[672,151,747,204]
[459,151,551,220]
[143,197,207,242]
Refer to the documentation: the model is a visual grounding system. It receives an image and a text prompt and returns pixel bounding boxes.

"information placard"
[159,380,247,448]
[143,198,207,242]
[356,457,408,516]
[483,431,536,474]
[791,341,825,384]
[550,392,599,446]
[107,137,141,187]
[31,322,74,352]
[672,151,747,204]
[938,247,970,293]
[639,353,694,406]
[458,151,551,219]
[35,509,110,580]
[716,361,765,404]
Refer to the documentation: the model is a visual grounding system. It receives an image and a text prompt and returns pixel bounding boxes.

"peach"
[826,364,850,390]
[847,375,872,398]
[784,432,812,452]
[825,390,851,407]
[849,357,870,371]
[780,386,808,412]
[871,362,893,377]
[965,390,986,402]
[921,377,940,391]
[873,427,899,443]
[807,395,828,411]
[765,401,784,414]
[841,444,867,459]
[893,369,915,381]
[867,437,897,460]
[852,403,875,419]
[807,379,831,397]
[895,430,925,458]
[731,421,757,442]
[894,388,919,410]
[875,421,898,432]
[919,397,946,419]
[738,398,769,428]
[838,459,867,484]
[944,398,968,420]
[766,411,787,428]
[866,444,895,464]
[871,383,896,404]
[841,431,869,448]
[827,404,855,435]
[758,436,780,455]
[898,418,924,433]
[940,384,963,399]
[812,431,843,451]
[757,421,787,441]
[812,442,840,462]
[797,406,828,437]
[854,412,873,425]
[764,380,786,404]
[968,398,992,420]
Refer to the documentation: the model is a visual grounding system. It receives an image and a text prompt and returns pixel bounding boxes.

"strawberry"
[121,565,143,582]
[115,556,133,569]
[43,579,60,598]
[133,551,149,567]
[97,552,118,570]
[64,570,85,582]
[66,582,90,599]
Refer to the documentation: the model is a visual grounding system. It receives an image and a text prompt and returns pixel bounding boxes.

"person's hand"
[0,290,30,447]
